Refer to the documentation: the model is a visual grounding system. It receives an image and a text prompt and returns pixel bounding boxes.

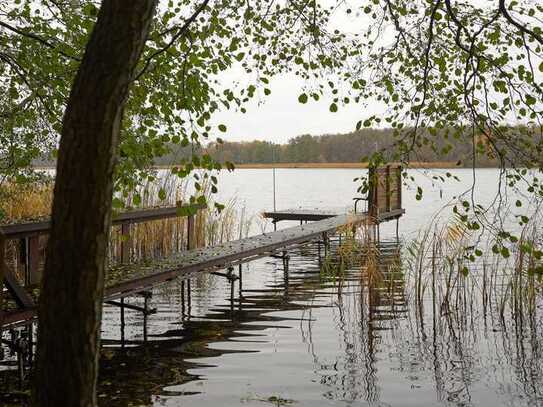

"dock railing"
[0,203,205,312]
[367,164,403,218]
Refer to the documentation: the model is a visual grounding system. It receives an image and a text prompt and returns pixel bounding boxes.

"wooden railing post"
[186,214,196,250]
[386,165,391,213]
[120,222,131,264]
[27,235,41,286]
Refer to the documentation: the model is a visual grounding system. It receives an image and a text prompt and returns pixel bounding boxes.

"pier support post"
[187,279,192,317]
[229,266,235,312]
[120,297,126,348]
[181,280,185,318]
[238,263,243,297]
[282,250,290,289]
[26,322,33,366]
[317,240,323,268]
[282,250,290,272]
[322,232,330,256]
[143,293,149,343]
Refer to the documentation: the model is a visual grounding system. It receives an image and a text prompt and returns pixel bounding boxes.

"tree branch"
[134,0,211,81]
[498,0,543,46]
[0,20,81,61]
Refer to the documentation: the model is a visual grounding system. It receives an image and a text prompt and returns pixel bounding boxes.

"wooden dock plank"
[263,208,405,223]
[262,209,342,222]
[104,213,366,299]
[1,213,366,326]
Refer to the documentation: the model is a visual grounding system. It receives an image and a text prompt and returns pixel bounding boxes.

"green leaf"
[298,93,308,104]
[112,197,124,209]
[225,161,235,171]
[218,124,227,132]
[158,188,166,201]
[133,194,142,206]
[329,103,338,112]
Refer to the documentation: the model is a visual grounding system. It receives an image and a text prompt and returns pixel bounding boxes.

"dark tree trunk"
[33,1,156,406]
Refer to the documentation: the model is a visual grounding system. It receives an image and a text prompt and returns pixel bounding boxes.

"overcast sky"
[211,73,376,144]
[210,2,382,145]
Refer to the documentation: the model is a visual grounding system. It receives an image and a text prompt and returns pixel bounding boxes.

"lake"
[95,168,543,406]
[3,168,540,406]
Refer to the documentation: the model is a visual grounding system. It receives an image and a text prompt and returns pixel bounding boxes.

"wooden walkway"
[263,208,404,223]
[1,164,405,331]
[1,212,369,326]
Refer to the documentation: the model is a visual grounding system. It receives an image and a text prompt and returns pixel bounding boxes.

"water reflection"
[2,236,543,406]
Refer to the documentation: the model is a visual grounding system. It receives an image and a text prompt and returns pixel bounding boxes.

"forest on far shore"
[33,127,537,169]
[155,127,533,167]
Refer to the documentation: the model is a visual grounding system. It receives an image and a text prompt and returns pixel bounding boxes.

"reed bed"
[404,210,543,330]
[0,180,53,223]
[0,173,252,285]
[107,175,252,263]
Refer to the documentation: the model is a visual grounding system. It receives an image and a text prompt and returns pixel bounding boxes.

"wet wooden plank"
[1,209,406,327]
[262,209,345,222]
[1,213,368,326]
[104,213,368,299]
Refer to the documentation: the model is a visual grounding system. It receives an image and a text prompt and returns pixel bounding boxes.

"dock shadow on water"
[1,233,543,406]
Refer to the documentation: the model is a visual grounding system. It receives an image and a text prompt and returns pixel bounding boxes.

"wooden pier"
[0,164,404,369]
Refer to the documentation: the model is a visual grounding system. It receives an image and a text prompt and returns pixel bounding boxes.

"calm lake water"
[96,168,542,406]
[3,168,542,406]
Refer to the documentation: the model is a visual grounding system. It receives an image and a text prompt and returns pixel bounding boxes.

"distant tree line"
[155,127,534,167]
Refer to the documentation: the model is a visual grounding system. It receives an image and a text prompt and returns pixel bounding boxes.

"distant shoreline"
[229,162,461,169]
[154,161,478,170]
[35,161,499,171]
